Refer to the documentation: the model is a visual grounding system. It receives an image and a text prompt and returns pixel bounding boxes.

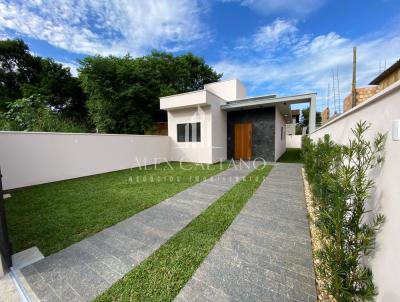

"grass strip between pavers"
[94,164,272,302]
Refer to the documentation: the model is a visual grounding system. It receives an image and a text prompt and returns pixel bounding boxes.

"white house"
[160,79,316,163]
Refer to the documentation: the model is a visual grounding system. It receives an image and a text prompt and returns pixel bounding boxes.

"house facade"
[160,79,316,163]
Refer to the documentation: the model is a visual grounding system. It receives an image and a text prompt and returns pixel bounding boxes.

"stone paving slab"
[20,165,255,302]
[175,163,317,302]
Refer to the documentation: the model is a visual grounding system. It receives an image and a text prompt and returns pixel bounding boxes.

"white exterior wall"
[167,106,213,163]
[286,135,302,148]
[209,94,227,163]
[275,107,286,161]
[167,92,227,164]
[235,80,247,100]
[204,79,246,101]
[310,81,400,302]
[0,132,169,190]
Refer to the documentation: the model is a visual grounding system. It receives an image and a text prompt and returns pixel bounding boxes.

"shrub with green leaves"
[302,121,386,301]
[1,94,87,133]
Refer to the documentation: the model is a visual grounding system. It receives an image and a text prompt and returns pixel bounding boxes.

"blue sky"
[1,0,400,112]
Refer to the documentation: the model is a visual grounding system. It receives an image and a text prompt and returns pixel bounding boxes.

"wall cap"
[0,131,169,137]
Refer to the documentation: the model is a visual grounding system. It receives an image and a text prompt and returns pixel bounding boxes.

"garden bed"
[302,168,335,302]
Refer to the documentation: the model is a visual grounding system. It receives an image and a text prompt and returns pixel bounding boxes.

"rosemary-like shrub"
[302,121,386,301]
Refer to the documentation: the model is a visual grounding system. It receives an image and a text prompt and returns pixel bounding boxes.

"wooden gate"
[0,168,12,271]
[234,123,252,160]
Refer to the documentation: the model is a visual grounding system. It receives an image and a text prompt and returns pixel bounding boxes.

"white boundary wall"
[0,132,170,190]
[286,135,302,148]
[310,81,400,302]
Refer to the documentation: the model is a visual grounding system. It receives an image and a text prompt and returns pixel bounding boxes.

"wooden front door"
[234,123,252,160]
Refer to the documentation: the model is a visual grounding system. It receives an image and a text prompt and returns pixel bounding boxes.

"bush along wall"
[302,121,387,301]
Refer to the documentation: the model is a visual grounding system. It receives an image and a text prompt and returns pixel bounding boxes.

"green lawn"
[278,148,303,163]
[5,162,230,256]
[95,164,272,302]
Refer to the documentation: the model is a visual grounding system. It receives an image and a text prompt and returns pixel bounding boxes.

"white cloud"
[232,18,312,60]
[57,61,79,77]
[252,19,298,48]
[221,0,326,16]
[214,21,400,113]
[0,0,206,56]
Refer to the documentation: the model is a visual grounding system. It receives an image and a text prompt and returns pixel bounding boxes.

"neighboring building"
[343,86,381,112]
[291,109,300,124]
[342,59,400,113]
[322,107,330,124]
[370,59,400,90]
[160,79,316,163]
[286,109,301,135]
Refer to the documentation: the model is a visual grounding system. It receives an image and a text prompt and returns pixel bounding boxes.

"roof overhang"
[160,90,210,111]
[220,93,317,112]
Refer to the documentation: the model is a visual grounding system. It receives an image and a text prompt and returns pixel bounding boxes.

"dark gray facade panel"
[227,107,276,161]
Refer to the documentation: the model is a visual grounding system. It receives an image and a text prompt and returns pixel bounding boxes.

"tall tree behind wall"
[0,39,88,122]
[79,51,222,134]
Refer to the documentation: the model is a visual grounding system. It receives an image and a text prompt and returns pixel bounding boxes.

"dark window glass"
[281,127,283,140]
[190,122,201,142]
[177,122,201,142]
[177,124,187,142]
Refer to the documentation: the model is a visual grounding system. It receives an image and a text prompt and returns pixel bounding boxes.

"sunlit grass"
[6,162,230,256]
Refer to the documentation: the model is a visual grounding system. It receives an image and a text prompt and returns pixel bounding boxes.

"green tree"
[1,94,87,132]
[0,39,87,122]
[0,39,42,110]
[79,51,222,134]
[22,58,88,121]
[301,107,322,128]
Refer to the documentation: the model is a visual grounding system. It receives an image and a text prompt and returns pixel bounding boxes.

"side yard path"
[175,163,317,302]
[18,165,256,302]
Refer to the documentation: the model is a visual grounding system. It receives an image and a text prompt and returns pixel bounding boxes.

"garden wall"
[0,132,170,190]
[310,81,400,302]
[286,134,302,148]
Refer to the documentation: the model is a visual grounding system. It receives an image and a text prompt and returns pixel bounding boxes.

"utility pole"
[351,46,357,108]
[332,70,336,114]
[327,82,330,109]
[336,68,341,113]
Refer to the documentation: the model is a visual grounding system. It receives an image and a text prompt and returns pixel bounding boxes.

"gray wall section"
[227,107,276,161]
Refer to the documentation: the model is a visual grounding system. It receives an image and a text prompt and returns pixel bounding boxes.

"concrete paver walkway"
[175,164,317,302]
[19,165,256,302]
